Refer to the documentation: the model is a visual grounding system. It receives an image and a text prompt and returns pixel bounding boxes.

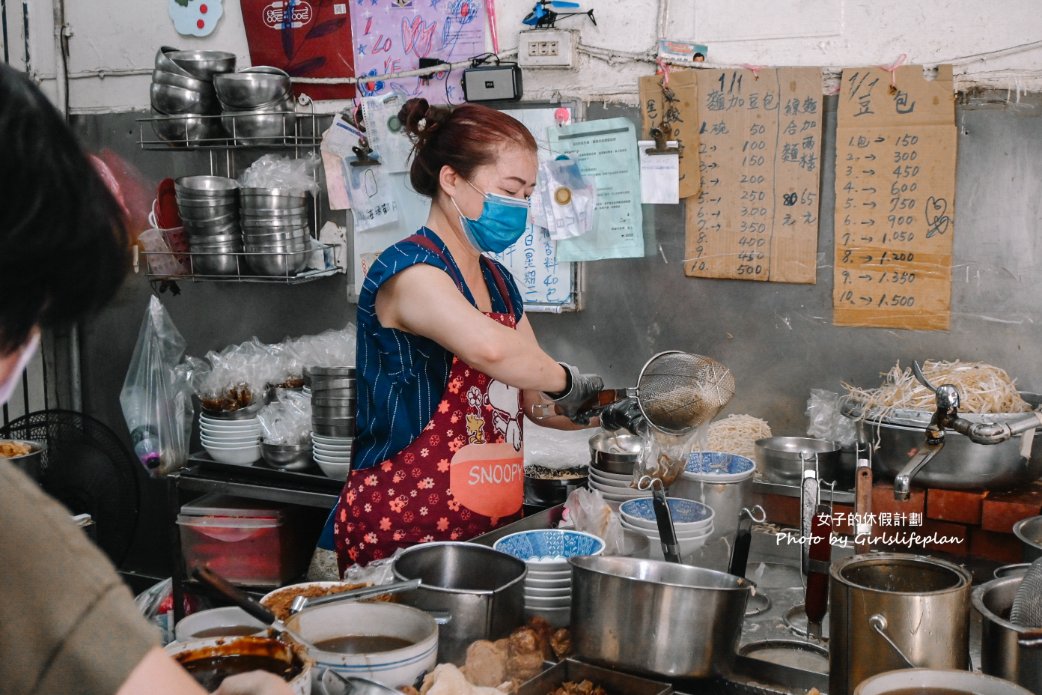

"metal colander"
[1010,556,1042,627]
[635,351,736,434]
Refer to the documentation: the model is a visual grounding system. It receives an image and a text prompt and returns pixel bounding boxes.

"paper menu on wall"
[548,118,645,262]
[639,71,701,199]
[832,65,956,330]
[685,67,823,283]
[350,0,484,104]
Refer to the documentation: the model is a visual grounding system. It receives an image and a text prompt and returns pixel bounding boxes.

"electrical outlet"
[517,29,577,68]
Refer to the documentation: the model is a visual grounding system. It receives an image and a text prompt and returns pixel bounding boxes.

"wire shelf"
[137,111,332,151]
[140,241,344,285]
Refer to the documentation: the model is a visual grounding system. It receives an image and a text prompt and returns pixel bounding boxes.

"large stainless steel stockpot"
[973,575,1042,693]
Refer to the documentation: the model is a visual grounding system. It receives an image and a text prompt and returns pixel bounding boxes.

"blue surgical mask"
[451,180,530,253]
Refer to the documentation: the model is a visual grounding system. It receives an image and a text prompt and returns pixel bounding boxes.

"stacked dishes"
[619,497,715,560]
[493,529,605,627]
[311,367,355,480]
[588,431,649,505]
[200,412,261,465]
[240,188,311,277]
[175,176,243,276]
[216,67,296,144]
[151,47,233,143]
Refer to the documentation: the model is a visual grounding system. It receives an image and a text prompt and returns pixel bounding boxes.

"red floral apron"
[334,236,524,571]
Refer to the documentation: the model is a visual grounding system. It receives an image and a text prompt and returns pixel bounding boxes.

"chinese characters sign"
[833,65,956,330]
[686,68,823,283]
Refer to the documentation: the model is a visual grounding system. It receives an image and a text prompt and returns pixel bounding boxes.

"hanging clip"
[350,142,381,167]
[645,127,680,156]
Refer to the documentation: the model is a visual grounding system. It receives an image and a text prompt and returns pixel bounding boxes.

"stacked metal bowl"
[175,176,243,276]
[215,67,296,144]
[151,47,235,143]
[310,367,355,478]
[240,187,311,277]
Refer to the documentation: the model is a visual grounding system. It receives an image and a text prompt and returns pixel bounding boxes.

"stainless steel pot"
[670,474,752,544]
[754,437,843,486]
[829,553,972,695]
[391,541,526,663]
[1014,516,1042,561]
[973,575,1042,693]
[844,399,1042,491]
[569,555,752,678]
[589,431,641,475]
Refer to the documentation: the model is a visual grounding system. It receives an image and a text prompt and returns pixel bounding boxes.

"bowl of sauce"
[854,669,1033,695]
[166,635,312,694]
[284,601,437,688]
[174,606,268,642]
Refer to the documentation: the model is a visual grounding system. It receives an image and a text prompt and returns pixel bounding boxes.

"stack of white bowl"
[618,497,715,561]
[493,529,605,628]
[200,412,261,465]
[587,466,650,505]
[312,434,351,480]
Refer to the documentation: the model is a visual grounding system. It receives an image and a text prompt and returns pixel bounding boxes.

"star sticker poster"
[350,0,486,104]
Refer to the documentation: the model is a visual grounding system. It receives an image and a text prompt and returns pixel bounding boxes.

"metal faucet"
[893,362,1042,500]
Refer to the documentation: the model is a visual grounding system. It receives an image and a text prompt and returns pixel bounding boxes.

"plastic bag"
[258,390,313,445]
[120,296,193,476]
[630,425,706,490]
[238,153,320,194]
[806,389,858,447]
[560,487,626,555]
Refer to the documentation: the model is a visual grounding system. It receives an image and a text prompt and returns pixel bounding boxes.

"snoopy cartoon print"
[465,386,486,445]
[486,380,521,451]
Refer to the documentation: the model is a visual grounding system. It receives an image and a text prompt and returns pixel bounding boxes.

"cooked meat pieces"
[548,680,607,695]
[461,639,508,687]
[550,628,572,660]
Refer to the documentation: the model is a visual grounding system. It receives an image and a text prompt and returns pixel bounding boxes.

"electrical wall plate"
[517,29,578,69]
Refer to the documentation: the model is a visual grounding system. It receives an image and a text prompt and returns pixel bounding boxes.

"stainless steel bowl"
[150,82,218,115]
[240,188,310,206]
[151,112,224,144]
[755,436,841,485]
[221,109,297,142]
[155,46,194,77]
[1013,516,1042,561]
[260,441,314,471]
[569,555,752,678]
[214,71,291,110]
[152,68,215,93]
[176,175,239,195]
[179,209,238,225]
[190,251,241,276]
[246,250,309,276]
[240,204,307,216]
[392,541,527,663]
[589,431,642,474]
[167,49,236,79]
[0,439,46,480]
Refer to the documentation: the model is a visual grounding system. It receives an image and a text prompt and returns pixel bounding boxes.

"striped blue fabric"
[352,227,524,471]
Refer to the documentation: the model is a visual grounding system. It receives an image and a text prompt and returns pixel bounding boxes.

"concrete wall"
[8,1,1042,112]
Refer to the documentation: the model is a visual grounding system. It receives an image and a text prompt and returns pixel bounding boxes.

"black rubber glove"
[545,363,604,425]
[600,397,645,435]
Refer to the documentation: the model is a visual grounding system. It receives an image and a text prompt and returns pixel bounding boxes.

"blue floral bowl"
[684,451,756,482]
[619,497,715,532]
[494,529,605,565]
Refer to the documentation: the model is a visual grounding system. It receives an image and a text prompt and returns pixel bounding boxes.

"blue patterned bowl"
[683,451,756,482]
[494,530,605,565]
[619,497,715,532]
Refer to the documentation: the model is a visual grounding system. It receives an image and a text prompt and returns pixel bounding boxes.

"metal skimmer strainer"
[633,350,736,435]
[1010,556,1042,627]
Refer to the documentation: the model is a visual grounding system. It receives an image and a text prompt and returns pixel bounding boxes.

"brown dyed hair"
[398,98,537,198]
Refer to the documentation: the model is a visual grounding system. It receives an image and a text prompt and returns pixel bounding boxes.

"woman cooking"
[332,99,606,572]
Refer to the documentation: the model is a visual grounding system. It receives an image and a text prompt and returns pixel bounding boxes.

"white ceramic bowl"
[201,434,260,447]
[312,433,353,443]
[524,584,570,598]
[525,575,571,588]
[165,635,312,695]
[313,453,352,466]
[313,448,353,458]
[620,516,714,541]
[619,497,714,533]
[525,567,572,581]
[203,443,261,465]
[316,459,351,480]
[200,425,261,436]
[314,443,353,453]
[174,606,267,642]
[524,594,571,609]
[588,469,635,483]
[285,601,437,688]
[200,415,260,428]
[854,669,1033,695]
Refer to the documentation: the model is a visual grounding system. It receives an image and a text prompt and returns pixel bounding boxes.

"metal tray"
[517,659,673,695]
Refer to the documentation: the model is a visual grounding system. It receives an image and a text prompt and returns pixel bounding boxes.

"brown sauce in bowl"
[191,625,264,639]
[181,654,296,691]
[313,635,414,654]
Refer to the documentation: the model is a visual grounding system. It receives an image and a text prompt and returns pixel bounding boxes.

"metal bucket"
[829,553,972,695]
[1014,516,1042,561]
[670,474,752,544]
[391,542,526,663]
[569,555,752,678]
[973,575,1042,693]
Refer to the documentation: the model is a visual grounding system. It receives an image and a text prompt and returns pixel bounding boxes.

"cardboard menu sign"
[685,68,823,283]
[639,71,701,199]
[833,65,956,330]
[241,0,356,102]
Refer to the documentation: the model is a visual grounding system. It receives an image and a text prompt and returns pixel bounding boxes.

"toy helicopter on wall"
[522,0,596,29]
